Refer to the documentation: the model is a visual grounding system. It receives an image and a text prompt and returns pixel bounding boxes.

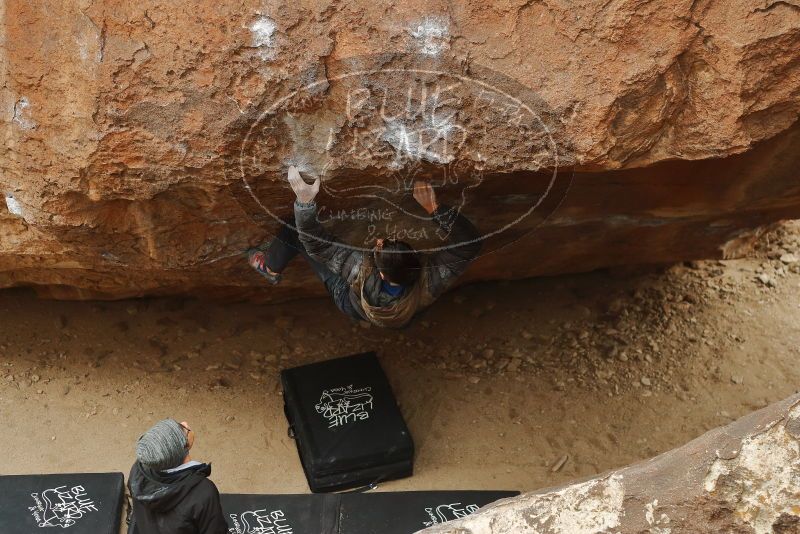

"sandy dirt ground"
[1,222,799,515]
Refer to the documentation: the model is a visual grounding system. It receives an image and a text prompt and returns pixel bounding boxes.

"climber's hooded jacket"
[294,199,481,328]
[127,460,227,534]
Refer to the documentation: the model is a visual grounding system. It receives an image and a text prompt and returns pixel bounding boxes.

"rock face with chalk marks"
[1,0,800,300]
[419,394,800,534]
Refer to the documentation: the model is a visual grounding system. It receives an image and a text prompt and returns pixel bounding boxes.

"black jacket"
[294,200,481,323]
[128,461,227,534]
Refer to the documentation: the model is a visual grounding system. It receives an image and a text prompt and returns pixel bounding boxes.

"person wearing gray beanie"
[136,419,189,471]
[127,419,227,534]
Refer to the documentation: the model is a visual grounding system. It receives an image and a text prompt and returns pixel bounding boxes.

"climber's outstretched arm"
[287,166,364,283]
[424,205,481,298]
[414,181,481,298]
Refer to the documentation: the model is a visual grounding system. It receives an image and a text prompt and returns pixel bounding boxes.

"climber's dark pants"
[264,222,360,319]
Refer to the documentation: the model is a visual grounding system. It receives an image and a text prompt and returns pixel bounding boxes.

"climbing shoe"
[247,242,282,285]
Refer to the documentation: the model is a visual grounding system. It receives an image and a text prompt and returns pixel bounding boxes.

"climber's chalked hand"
[287,165,320,204]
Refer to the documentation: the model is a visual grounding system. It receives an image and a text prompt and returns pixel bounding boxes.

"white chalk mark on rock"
[382,116,461,165]
[79,42,90,61]
[409,17,450,56]
[5,194,23,217]
[645,499,672,534]
[77,36,102,63]
[12,97,37,130]
[703,454,730,492]
[250,16,277,61]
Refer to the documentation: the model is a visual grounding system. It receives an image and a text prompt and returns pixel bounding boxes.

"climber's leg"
[247,219,304,284]
[248,220,360,318]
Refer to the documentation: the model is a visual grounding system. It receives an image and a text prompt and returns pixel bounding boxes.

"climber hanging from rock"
[247,166,481,328]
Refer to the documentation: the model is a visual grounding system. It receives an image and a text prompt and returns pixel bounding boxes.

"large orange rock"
[1,0,799,300]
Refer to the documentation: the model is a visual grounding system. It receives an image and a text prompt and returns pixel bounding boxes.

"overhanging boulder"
[1,1,799,300]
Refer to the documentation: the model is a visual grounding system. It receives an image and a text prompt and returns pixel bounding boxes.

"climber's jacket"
[294,199,481,328]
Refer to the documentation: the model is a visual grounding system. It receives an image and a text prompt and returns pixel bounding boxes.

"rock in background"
[419,394,800,534]
[1,0,799,300]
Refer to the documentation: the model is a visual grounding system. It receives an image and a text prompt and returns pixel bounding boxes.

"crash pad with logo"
[221,493,338,534]
[337,490,520,534]
[0,472,124,534]
[281,352,414,492]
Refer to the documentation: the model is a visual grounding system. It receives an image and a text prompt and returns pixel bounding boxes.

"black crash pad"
[0,472,124,534]
[338,490,520,534]
[221,490,518,534]
[281,352,414,492]
[221,493,339,534]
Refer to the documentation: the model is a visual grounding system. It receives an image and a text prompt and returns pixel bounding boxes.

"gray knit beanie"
[136,419,188,471]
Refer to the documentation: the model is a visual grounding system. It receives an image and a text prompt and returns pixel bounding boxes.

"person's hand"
[413,181,438,215]
[179,421,194,449]
[287,165,320,204]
